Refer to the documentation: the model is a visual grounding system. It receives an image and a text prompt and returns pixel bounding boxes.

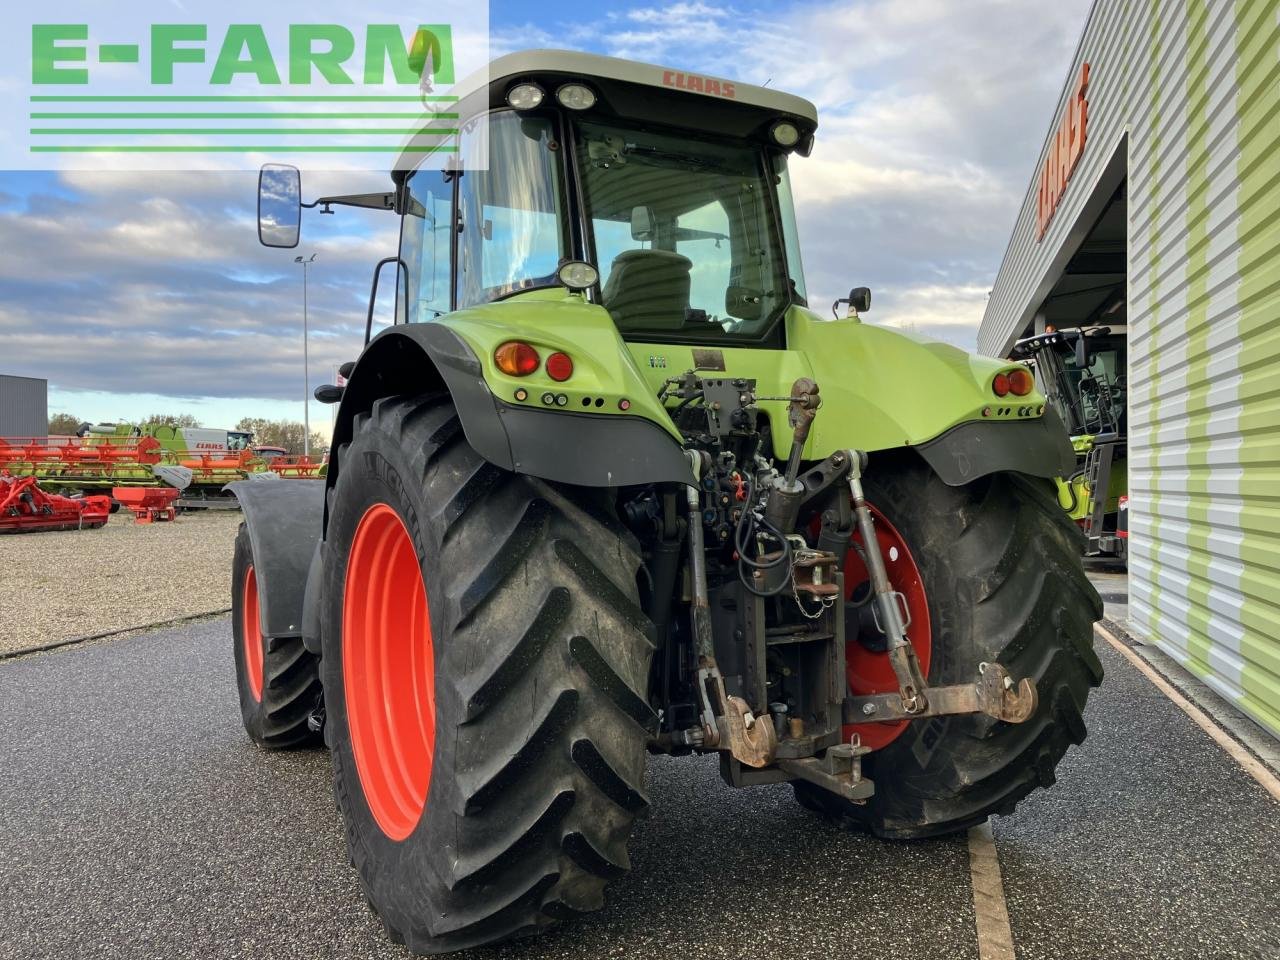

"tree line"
[234,418,329,458]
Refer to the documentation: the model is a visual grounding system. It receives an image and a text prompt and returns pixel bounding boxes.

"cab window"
[400,170,452,322]
[455,112,566,308]
[576,119,793,341]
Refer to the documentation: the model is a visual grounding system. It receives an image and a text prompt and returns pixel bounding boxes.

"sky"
[0,0,1093,435]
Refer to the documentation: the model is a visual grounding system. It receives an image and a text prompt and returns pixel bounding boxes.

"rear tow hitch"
[777,734,874,802]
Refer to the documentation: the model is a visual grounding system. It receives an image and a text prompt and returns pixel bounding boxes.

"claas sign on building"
[1037,63,1090,240]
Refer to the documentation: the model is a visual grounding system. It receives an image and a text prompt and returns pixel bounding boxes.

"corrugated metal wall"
[0,375,48,438]
[980,0,1280,738]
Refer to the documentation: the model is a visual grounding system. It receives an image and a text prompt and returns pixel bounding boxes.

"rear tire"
[794,456,1104,838]
[322,393,656,953]
[231,524,323,749]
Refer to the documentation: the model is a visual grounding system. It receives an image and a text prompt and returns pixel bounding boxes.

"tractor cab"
[395,51,819,347]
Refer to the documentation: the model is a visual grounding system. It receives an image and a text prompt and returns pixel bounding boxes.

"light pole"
[294,253,316,457]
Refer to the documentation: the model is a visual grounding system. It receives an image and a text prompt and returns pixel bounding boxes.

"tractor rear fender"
[913,405,1076,486]
[780,309,1076,485]
[328,322,693,509]
[225,476,324,639]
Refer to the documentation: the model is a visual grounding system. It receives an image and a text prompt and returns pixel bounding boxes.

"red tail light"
[1007,368,1034,396]
[494,341,540,377]
[545,352,574,382]
[992,372,1011,397]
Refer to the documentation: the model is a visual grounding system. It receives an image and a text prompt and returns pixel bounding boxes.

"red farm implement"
[0,473,112,534]
[0,435,163,491]
[262,455,326,479]
[112,486,180,524]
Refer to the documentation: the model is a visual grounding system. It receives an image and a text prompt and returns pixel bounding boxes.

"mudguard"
[915,405,1076,486]
[225,475,324,639]
[331,322,693,492]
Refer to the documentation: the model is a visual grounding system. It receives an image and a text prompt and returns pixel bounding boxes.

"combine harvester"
[0,473,111,534]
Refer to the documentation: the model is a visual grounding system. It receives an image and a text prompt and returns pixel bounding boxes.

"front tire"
[322,393,656,953]
[795,456,1104,838]
[230,524,323,749]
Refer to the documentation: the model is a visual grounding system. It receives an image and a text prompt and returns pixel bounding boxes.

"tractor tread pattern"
[231,524,322,750]
[794,459,1102,839]
[327,393,654,954]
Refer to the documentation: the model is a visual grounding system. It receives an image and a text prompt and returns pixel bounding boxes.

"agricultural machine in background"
[230,48,1103,954]
[80,422,325,506]
[0,473,111,534]
[0,421,324,510]
[1012,327,1128,562]
[0,434,170,492]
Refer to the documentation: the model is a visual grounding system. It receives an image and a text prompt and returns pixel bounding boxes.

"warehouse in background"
[979,0,1279,738]
[0,374,48,438]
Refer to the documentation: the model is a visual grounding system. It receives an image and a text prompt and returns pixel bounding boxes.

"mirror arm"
[303,192,397,215]
[365,257,411,347]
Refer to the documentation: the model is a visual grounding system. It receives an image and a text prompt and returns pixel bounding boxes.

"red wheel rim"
[242,565,264,702]
[343,503,435,842]
[841,503,932,751]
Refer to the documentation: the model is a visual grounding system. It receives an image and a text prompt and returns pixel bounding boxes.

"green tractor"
[232,49,1103,954]
[1012,327,1128,563]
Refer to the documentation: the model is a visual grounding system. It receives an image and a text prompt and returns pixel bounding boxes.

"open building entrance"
[1008,182,1129,567]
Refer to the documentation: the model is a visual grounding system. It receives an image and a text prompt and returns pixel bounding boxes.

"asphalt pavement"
[1,592,1277,959]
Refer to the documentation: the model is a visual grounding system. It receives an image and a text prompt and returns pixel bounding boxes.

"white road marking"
[1095,622,1280,804]
[968,819,1016,960]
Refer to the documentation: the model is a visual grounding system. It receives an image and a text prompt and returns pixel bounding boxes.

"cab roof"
[396,49,819,174]
[472,49,818,127]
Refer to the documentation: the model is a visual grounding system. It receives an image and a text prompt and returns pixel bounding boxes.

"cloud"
[0,168,399,403]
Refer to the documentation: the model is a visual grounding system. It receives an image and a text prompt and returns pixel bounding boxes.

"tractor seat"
[601,249,693,331]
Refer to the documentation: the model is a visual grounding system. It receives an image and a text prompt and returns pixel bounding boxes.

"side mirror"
[833,286,872,317]
[258,163,302,248]
[630,205,655,242]
[1074,335,1091,369]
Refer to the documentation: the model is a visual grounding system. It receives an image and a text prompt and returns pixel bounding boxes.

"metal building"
[979,0,1280,737]
[0,374,48,438]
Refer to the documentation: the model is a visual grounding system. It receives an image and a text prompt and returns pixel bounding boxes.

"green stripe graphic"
[31,95,456,103]
[30,145,459,153]
[31,128,459,136]
[31,113,454,120]
[98,45,139,63]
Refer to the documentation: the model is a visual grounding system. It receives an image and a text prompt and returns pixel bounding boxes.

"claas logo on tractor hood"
[662,70,736,99]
